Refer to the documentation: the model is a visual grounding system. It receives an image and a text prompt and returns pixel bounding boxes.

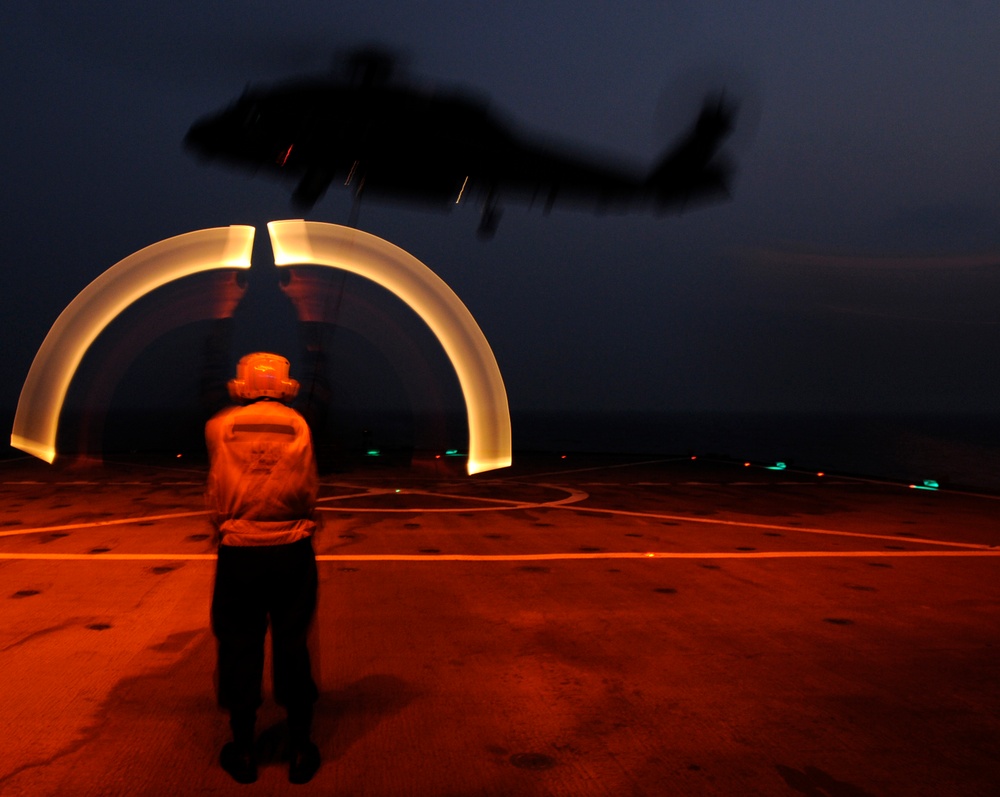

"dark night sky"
[3,1,1000,445]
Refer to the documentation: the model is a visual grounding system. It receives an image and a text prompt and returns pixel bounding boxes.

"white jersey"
[206,400,318,547]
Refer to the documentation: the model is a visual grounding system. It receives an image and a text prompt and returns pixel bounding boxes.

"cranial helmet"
[228,352,300,402]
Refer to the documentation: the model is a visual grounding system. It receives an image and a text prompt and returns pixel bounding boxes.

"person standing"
[206,352,321,784]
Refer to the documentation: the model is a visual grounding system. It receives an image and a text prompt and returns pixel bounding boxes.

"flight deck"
[1,453,998,796]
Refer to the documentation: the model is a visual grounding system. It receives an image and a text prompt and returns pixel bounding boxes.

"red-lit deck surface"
[1,454,999,796]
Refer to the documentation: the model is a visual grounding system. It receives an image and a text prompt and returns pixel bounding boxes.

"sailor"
[205,352,321,784]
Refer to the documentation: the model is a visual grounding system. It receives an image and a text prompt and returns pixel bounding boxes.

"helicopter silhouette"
[185,48,738,238]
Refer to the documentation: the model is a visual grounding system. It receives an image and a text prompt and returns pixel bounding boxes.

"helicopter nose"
[183,117,220,157]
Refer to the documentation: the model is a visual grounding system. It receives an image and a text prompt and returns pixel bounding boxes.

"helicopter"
[185,49,738,238]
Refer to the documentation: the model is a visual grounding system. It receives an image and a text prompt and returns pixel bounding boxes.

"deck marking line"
[318,490,532,507]
[317,489,399,503]
[0,553,217,561]
[319,503,553,514]
[317,550,1000,561]
[2,550,1000,562]
[318,485,588,512]
[1,480,205,487]
[554,505,995,550]
[2,487,992,551]
[0,511,209,538]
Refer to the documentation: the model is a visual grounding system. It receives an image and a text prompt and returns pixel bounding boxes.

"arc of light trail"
[268,220,511,474]
[11,227,255,463]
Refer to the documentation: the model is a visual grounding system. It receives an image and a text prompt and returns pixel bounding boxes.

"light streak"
[11,222,508,473]
[268,220,511,474]
[10,227,255,462]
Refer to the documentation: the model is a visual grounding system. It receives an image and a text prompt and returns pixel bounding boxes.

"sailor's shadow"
[775,764,877,797]
[305,674,423,761]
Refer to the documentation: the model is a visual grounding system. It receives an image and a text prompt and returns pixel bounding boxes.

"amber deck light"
[268,220,511,475]
[11,226,255,463]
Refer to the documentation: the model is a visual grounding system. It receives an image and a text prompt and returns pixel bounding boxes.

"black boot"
[220,742,257,784]
[288,741,320,784]
[287,704,320,783]
[221,710,257,784]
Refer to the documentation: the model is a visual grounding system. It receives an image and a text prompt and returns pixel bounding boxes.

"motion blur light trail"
[10,222,511,474]
[268,220,511,474]
[10,227,255,463]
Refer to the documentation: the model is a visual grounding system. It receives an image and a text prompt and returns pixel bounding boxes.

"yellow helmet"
[228,352,300,402]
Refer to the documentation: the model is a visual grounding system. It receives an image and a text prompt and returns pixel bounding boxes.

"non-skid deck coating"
[1,453,999,796]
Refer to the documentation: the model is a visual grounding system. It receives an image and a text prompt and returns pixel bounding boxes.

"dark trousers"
[211,537,319,733]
